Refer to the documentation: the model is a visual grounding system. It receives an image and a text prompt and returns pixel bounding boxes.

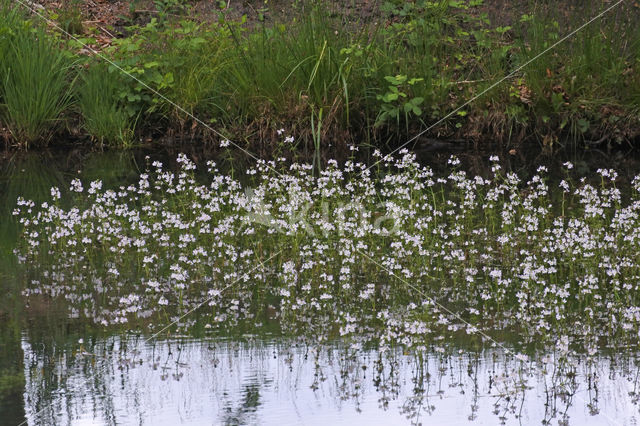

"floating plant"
[13,152,640,354]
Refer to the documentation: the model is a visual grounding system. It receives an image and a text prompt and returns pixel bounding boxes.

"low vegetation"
[0,24,73,147]
[76,64,134,147]
[0,0,639,152]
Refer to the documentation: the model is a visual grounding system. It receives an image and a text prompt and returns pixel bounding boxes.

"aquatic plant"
[21,335,617,426]
[13,150,640,356]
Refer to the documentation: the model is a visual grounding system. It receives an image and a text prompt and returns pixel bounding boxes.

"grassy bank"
[1,0,639,154]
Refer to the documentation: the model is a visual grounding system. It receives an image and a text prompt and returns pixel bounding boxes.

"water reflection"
[16,334,640,425]
[0,317,25,425]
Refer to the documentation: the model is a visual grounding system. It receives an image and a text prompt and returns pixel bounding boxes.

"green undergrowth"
[0,18,74,147]
[76,64,134,147]
[0,0,639,151]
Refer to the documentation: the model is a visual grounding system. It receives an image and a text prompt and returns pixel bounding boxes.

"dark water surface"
[2,146,640,425]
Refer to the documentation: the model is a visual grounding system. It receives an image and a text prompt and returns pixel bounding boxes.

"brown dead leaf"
[519,84,532,105]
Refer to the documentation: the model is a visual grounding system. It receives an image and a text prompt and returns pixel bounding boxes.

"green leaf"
[560,118,568,129]
[382,93,399,102]
[149,70,163,84]
[190,37,206,48]
[577,118,590,133]
[384,74,407,85]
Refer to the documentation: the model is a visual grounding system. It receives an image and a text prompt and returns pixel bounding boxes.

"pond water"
[3,146,640,425]
[16,334,640,425]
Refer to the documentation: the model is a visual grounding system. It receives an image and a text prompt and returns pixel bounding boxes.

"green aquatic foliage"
[13,152,640,354]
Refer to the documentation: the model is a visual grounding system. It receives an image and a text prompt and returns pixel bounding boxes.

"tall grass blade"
[1,28,73,147]
[77,64,133,148]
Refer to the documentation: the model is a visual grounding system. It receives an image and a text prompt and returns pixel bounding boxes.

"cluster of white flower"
[13,152,640,354]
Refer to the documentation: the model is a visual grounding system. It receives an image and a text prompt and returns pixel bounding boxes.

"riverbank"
[1,0,639,155]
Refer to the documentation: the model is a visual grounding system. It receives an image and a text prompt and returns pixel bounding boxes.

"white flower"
[447,156,461,166]
[70,179,83,193]
[50,187,61,200]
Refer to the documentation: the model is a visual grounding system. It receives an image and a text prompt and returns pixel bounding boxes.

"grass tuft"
[77,64,134,148]
[1,27,73,147]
